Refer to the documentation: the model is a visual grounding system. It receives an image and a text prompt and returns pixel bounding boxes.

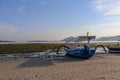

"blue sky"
[0,0,120,41]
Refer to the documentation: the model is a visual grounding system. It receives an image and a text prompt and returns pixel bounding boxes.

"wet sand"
[0,54,120,80]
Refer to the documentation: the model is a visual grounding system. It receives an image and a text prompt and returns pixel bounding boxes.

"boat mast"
[87,32,90,44]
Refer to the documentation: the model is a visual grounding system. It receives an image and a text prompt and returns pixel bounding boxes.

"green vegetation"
[0,43,64,54]
[0,42,119,54]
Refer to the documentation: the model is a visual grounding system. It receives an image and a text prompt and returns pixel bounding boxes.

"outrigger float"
[55,33,107,59]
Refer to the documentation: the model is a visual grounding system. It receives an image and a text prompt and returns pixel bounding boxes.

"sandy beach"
[0,54,120,80]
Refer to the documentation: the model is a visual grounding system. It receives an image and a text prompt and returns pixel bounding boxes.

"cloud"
[0,25,18,32]
[21,0,27,3]
[18,5,26,16]
[40,1,46,4]
[91,0,120,16]
[38,1,46,5]
[96,22,120,27]
[96,5,105,10]
[104,7,120,16]
[18,0,28,16]
[83,22,120,37]
[85,21,120,28]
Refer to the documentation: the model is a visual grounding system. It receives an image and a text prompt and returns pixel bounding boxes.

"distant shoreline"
[0,40,15,42]
[0,40,120,44]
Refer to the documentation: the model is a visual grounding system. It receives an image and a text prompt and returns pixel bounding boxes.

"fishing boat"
[107,46,120,53]
[55,33,106,59]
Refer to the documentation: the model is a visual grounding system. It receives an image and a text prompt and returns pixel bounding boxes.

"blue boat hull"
[65,45,96,59]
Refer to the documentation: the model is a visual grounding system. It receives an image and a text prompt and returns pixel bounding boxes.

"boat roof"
[76,36,96,41]
[66,36,96,42]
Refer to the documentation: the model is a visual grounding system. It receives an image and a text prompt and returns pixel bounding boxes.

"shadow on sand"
[17,54,106,68]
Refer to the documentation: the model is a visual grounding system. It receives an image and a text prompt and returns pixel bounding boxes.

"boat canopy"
[75,36,96,42]
[66,36,96,42]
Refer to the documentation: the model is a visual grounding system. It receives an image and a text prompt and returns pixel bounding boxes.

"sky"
[1,0,120,41]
